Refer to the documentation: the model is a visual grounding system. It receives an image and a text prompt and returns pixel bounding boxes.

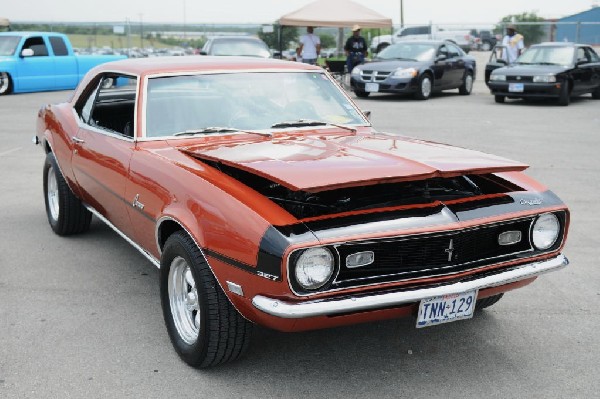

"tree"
[258,25,299,50]
[497,12,546,46]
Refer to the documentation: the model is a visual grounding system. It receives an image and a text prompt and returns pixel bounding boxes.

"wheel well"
[157,219,185,252]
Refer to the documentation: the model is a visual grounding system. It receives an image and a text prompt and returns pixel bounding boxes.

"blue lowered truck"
[0,32,125,95]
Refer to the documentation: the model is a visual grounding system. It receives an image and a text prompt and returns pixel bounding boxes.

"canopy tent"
[279,0,392,28]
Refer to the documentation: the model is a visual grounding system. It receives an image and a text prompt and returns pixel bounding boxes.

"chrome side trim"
[252,254,568,319]
[85,206,160,268]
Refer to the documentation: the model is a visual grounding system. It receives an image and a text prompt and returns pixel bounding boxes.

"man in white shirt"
[501,24,525,64]
[297,27,321,65]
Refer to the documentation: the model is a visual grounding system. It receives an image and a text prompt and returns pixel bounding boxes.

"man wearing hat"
[501,24,524,64]
[344,25,368,74]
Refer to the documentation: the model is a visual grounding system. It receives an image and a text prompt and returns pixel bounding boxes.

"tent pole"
[278,24,283,59]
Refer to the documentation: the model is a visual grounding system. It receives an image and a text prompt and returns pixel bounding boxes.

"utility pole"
[400,0,404,28]
[139,13,144,49]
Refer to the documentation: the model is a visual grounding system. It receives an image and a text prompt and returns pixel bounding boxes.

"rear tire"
[355,90,370,98]
[476,293,504,310]
[591,86,600,99]
[494,95,505,103]
[558,80,570,106]
[160,231,252,368]
[0,72,12,95]
[414,74,432,100]
[43,152,92,235]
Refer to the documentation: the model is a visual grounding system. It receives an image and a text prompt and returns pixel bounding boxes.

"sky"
[4,0,599,25]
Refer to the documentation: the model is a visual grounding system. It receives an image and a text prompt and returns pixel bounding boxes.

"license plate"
[509,83,524,93]
[365,83,379,92]
[416,290,477,328]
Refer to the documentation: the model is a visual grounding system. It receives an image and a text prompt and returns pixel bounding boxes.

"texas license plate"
[365,83,379,92]
[509,83,524,92]
[416,290,477,328]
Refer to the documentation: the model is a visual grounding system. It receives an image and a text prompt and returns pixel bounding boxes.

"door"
[71,74,138,238]
[445,43,467,87]
[485,45,508,85]
[432,44,454,89]
[48,36,78,89]
[16,36,55,91]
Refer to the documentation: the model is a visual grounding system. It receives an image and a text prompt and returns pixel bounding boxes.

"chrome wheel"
[46,165,60,222]
[168,256,200,345]
[0,72,10,95]
[421,77,432,98]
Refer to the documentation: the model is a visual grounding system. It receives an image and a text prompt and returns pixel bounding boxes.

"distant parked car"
[351,40,476,99]
[370,26,472,54]
[471,29,499,51]
[201,36,270,58]
[0,32,124,95]
[487,42,600,106]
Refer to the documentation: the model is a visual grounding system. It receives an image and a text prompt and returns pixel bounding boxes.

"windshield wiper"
[535,62,560,66]
[173,127,271,137]
[270,119,356,133]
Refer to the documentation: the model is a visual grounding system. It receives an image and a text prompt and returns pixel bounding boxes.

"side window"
[438,45,449,57]
[22,36,48,56]
[447,43,462,58]
[76,74,138,138]
[418,26,430,35]
[586,48,600,63]
[576,48,587,63]
[400,27,417,36]
[49,36,68,56]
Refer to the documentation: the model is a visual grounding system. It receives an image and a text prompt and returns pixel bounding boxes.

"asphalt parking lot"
[1,55,599,398]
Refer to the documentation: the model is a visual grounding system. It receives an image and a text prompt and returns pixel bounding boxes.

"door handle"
[72,136,85,144]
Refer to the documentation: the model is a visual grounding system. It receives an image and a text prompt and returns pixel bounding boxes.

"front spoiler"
[252,254,568,319]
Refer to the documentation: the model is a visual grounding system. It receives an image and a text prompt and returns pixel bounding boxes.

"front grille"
[332,218,534,289]
[361,70,392,82]
[507,76,533,82]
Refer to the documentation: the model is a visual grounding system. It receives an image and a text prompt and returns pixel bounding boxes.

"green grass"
[67,34,170,49]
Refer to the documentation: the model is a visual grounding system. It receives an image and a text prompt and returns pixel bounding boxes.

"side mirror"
[435,54,447,62]
[199,51,207,55]
[576,59,588,66]
[362,110,371,120]
[496,58,507,65]
[20,48,34,57]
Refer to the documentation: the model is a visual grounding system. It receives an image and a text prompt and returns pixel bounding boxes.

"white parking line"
[0,147,22,156]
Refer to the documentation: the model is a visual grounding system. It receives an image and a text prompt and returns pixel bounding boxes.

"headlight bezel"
[393,67,418,78]
[489,74,507,82]
[351,66,362,77]
[289,247,338,294]
[530,212,562,251]
[533,75,557,83]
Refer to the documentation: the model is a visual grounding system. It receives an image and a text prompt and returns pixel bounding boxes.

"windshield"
[376,43,436,62]
[145,72,366,137]
[0,36,20,56]
[517,46,575,66]
[210,39,270,58]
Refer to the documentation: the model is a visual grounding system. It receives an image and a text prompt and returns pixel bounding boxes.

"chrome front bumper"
[252,254,568,319]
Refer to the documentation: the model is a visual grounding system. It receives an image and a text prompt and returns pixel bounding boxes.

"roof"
[0,31,69,37]
[558,6,600,22]
[531,42,583,47]
[94,56,322,76]
[279,0,392,28]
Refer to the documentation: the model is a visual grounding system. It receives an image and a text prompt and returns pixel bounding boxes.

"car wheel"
[481,41,492,51]
[160,231,252,368]
[459,72,474,95]
[558,80,570,106]
[43,152,92,235]
[414,74,432,100]
[476,293,504,310]
[591,86,600,99]
[355,90,370,98]
[494,95,505,103]
[0,72,13,95]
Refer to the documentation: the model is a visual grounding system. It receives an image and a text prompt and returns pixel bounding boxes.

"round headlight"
[532,213,560,250]
[294,248,335,290]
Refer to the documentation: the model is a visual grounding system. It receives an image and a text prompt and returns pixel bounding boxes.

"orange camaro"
[36,56,569,368]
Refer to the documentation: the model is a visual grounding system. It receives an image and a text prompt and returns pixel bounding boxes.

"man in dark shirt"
[344,25,368,74]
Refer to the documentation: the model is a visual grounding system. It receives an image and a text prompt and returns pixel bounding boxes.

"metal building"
[555,7,600,44]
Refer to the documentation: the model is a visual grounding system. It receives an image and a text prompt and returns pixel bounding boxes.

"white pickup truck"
[371,25,472,54]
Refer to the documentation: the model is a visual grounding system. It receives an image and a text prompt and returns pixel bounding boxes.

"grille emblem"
[516,76,522,80]
[444,239,455,262]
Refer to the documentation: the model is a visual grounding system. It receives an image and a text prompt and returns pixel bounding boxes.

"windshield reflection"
[145,72,366,137]
[517,47,575,66]
[376,43,437,62]
[0,36,20,56]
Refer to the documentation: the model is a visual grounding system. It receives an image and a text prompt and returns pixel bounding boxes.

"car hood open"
[178,131,528,192]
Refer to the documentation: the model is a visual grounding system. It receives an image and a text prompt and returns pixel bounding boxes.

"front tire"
[476,293,504,310]
[355,89,370,98]
[160,231,252,368]
[558,80,570,106]
[494,95,505,103]
[591,85,600,99]
[43,152,92,235]
[0,72,12,95]
[414,74,432,100]
[459,72,473,95]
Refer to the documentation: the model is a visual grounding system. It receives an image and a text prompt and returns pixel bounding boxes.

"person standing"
[501,24,525,64]
[297,26,321,65]
[344,25,368,74]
